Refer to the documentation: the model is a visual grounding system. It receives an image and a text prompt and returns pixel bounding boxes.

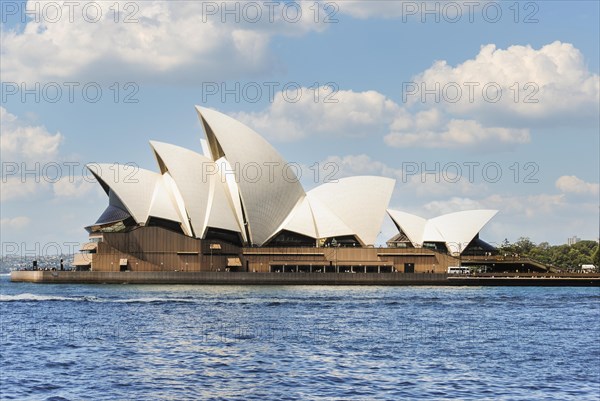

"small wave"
[32,383,62,392]
[111,297,196,304]
[0,273,11,277]
[0,293,195,304]
[45,360,76,368]
[0,293,91,302]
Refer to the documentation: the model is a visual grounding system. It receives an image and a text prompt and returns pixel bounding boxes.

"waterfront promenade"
[10,271,600,286]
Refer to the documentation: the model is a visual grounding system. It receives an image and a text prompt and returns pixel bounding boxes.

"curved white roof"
[269,194,357,243]
[308,176,395,245]
[150,141,240,237]
[422,221,445,243]
[195,106,305,245]
[387,210,427,246]
[430,210,498,254]
[149,173,190,234]
[90,107,401,247]
[87,163,159,224]
[306,196,355,240]
[387,209,498,254]
[214,157,247,242]
[276,196,318,239]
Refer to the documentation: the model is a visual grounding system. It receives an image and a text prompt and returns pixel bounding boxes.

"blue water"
[1,275,599,400]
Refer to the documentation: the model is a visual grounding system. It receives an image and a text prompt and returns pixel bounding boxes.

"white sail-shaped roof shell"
[387,209,498,254]
[422,222,445,243]
[270,195,355,243]
[214,157,247,242]
[387,210,427,246]
[149,141,240,237]
[87,163,160,224]
[195,106,305,246]
[276,196,318,239]
[149,173,191,235]
[305,196,355,240]
[430,210,498,254]
[87,163,191,233]
[307,176,395,245]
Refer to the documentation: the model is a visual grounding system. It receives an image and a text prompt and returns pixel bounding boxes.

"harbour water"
[1,274,599,400]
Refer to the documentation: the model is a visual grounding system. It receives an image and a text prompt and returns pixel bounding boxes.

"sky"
[1,0,599,257]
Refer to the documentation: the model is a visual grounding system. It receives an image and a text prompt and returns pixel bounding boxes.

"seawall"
[10,271,600,286]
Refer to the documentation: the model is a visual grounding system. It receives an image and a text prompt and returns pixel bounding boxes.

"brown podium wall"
[88,226,460,273]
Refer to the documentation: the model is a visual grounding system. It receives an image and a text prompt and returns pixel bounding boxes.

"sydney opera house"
[75,107,498,273]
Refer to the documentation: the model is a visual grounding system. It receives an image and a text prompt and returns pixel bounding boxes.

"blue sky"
[1,0,599,255]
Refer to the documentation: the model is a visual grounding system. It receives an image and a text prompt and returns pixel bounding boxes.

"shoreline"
[10,271,600,286]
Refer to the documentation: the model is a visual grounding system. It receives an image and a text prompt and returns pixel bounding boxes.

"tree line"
[499,237,599,270]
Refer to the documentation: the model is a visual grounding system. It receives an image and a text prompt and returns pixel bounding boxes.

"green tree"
[499,238,513,254]
[514,237,535,255]
[498,237,600,269]
[592,245,599,267]
[501,239,598,270]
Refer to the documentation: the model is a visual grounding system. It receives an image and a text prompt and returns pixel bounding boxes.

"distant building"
[567,236,581,246]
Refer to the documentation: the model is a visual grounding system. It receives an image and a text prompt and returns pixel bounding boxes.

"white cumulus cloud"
[318,154,403,180]
[0,216,31,230]
[232,42,596,150]
[233,87,399,141]
[52,176,99,199]
[411,41,600,123]
[0,178,47,202]
[1,1,328,83]
[555,175,600,196]
[384,118,530,150]
[0,107,63,163]
[423,197,484,216]
[234,87,530,150]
